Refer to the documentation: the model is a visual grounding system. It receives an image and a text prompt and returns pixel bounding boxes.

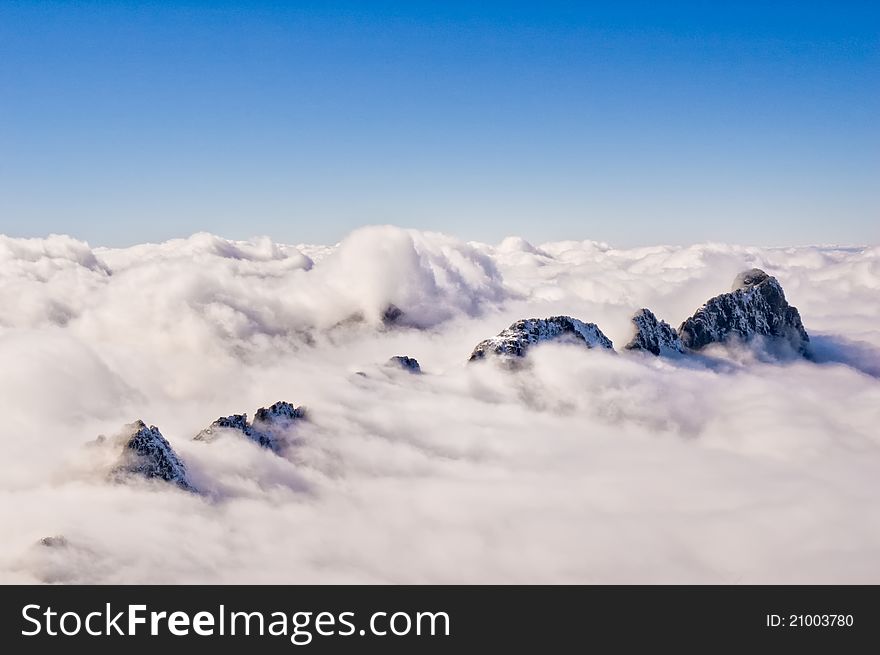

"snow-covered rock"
[111,420,194,490]
[624,308,684,356]
[254,400,306,424]
[195,413,264,445]
[469,316,613,361]
[678,268,810,355]
[208,414,251,434]
[195,401,305,452]
[387,355,422,373]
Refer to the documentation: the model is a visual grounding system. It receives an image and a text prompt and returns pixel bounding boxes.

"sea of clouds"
[1,225,878,583]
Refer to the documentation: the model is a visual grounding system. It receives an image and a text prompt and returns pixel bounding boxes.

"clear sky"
[1,1,878,247]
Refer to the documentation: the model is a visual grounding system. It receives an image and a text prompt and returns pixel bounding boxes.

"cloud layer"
[1,226,879,583]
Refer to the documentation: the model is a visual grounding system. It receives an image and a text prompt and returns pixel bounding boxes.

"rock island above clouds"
[1,226,879,584]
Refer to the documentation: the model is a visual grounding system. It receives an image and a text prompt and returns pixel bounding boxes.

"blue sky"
[1,1,877,246]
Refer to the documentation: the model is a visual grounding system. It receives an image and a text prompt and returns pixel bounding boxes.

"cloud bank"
[1,226,879,583]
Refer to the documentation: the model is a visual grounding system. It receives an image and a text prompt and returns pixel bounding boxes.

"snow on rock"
[110,420,194,490]
[255,400,306,424]
[624,308,685,356]
[194,413,260,444]
[196,401,306,452]
[387,355,422,373]
[469,316,613,361]
[678,268,810,355]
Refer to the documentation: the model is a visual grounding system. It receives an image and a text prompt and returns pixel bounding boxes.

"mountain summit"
[195,401,306,452]
[111,421,194,491]
[678,268,810,355]
[625,309,685,356]
[469,316,613,361]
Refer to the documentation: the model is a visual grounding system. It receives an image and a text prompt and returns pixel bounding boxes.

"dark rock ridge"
[255,400,306,424]
[387,355,421,373]
[208,414,251,433]
[195,401,305,451]
[468,271,808,363]
[113,420,194,491]
[624,308,684,356]
[469,316,613,361]
[382,304,405,326]
[195,413,267,446]
[678,268,810,354]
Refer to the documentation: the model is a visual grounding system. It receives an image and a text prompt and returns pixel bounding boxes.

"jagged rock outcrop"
[678,268,810,355]
[254,400,305,424]
[469,316,613,361]
[207,414,251,434]
[382,304,404,326]
[195,413,266,446]
[387,355,421,373]
[624,308,684,356]
[195,401,305,452]
[111,420,194,490]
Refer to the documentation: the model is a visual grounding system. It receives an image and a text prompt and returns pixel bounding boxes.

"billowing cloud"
[1,226,878,583]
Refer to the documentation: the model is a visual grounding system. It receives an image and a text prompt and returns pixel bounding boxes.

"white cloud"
[1,226,879,583]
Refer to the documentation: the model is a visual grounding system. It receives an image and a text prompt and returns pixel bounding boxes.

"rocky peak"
[678,268,810,355]
[113,420,194,491]
[254,401,306,424]
[195,413,258,443]
[209,413,250,433]
[382,304,405,326]
[387,355,422,373]
[624,308,684,356]
[732,268,770,290]
[469,316,613,361]
[196,401,305,452]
